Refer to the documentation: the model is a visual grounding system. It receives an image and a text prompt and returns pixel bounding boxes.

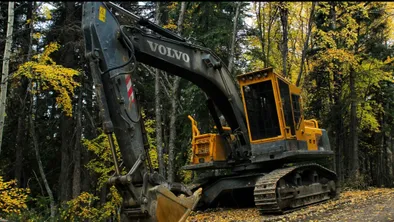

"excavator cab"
[237,68,331,162]
[187,68,331,167]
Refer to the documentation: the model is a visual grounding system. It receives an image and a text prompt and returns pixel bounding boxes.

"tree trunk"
[72,86,83,198]
[59,115,72,202]
[163,110,169,154]
[255,2,267,66]
[349,22,361,181]
[155,70,165,176]
[15,1,35,187]
[279,2,289,77]
[382,124,388,185]
[296,2,316,86]
[168,77,180,182]
[328,2,345,182]
[82,78,96,193]
[391,136,394,183]
[377,132,383,186]
[266,4,273,68]
[299,2,304,45]
[335,109,344,181]
[30,118,56,220]
[168,2,187,182]
[0,2,15,155]
[56,1,80,200]
[14,95,26,187]
[25,2,35,62]
[154,2,165,176]
[29,87,56,220]
[266,3,278,68]
[228,2,241,74]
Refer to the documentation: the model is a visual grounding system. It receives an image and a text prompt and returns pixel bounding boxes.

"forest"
[0,1,393,221]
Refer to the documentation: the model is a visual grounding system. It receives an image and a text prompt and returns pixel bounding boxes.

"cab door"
[277,79,296,138]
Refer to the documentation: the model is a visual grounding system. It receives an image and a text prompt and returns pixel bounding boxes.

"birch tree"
[265,3,279,68]
[255,2,267,66]
[228,2,241,74]
[296,2,316,86]
[279,2,289,77]
[0,1,15,155]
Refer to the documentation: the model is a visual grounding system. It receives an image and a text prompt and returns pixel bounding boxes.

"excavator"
[82,2,338,222]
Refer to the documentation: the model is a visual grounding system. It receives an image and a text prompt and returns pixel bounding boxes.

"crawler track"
[254,163,337,214]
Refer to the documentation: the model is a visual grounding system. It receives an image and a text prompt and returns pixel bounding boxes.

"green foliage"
[82,110,159,183]
[304,1,394,184]
[70,110,160,220]
[343,173,371,190]
[179,169,193,184]
[356,58,393,133]
[184,2,248,65]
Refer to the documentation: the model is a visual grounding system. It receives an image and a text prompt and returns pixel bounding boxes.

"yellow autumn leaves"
[63,110,159,221]
[187,188,394,222]
[82,132,123,188]
[14,42,80,116]
[60,187,122,221]
[0,176,29,216]
[60,132,124,221]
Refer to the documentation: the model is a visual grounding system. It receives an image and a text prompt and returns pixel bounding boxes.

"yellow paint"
[188,115,200,138]
[237,69,286,144]
[99,6,106,22]
[187,68,327,166]
[213,126,231,131]
[188,116,228,164]
[236,68,324,151]
[304,119,319,128]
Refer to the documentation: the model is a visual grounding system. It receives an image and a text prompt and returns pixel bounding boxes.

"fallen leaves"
[187,188,394,222]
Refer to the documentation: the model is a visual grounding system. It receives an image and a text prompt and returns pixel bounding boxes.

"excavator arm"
[83,1,252,154]
[81,2,250,221]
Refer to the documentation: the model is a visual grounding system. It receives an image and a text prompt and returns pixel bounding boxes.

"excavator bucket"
[147,186,202,222]
[139,185,202,222]
[122,184,202,222]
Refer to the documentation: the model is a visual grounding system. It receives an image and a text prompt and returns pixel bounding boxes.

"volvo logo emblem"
[147,40,190,63]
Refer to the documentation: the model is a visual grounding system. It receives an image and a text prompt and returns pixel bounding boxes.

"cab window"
[243,80,281,140]
[278,79,295,135]
[291,94,302,129]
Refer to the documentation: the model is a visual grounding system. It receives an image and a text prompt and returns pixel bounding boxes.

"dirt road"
[187,188,394,222]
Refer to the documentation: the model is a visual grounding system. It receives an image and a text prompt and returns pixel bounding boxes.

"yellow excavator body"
[188,68,327,165]
[83,1,337,219]
[188,115,229,164]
